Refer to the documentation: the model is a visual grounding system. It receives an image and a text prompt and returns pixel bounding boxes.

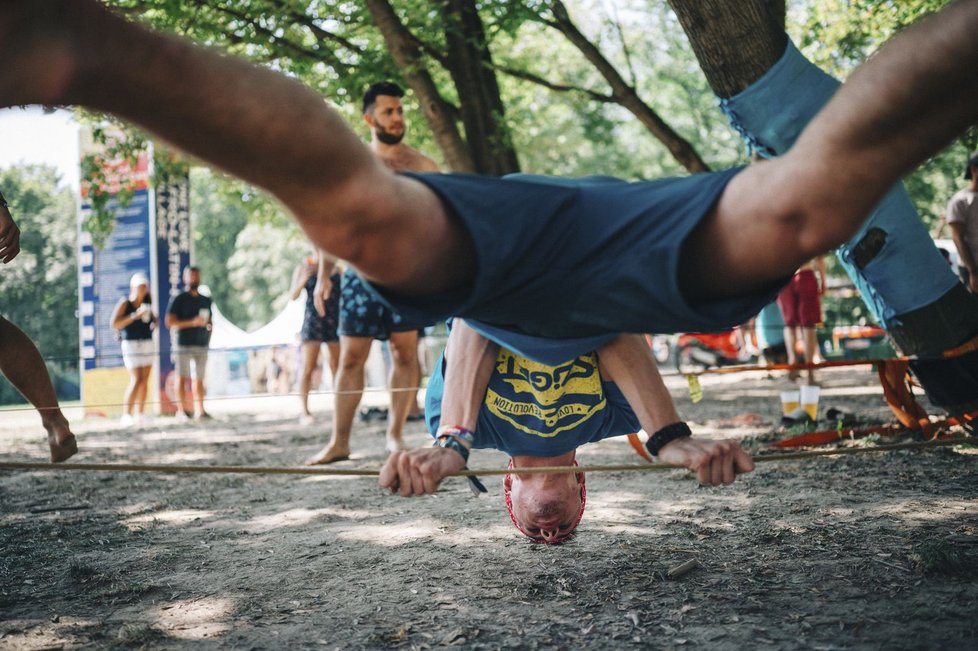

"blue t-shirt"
[426,342,640,457]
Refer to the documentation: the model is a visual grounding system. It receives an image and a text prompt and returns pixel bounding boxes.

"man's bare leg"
[802,326,819,384]
[174,375,194,416]
[0,316,77,462]
[193,377,207,418]
[325,341,340,383]
[305,336,371,465]
[122,369,138,416]
[783,326,800,381]
[298,341,321,417]
[134,366,150,417]
[0,1,473,296]
[385,330,419,452]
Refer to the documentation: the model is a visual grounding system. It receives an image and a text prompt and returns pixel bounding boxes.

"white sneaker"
[299,414,315,426]
[175,410,191,423]
[120,413,135,427]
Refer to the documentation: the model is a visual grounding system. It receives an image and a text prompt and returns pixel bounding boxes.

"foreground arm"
[684,1,978,303]
[379,320,498,496]
[1,1,473,296]
[596,334,754,485]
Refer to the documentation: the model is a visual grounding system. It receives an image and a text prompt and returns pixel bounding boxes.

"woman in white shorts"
[111,272,158,425]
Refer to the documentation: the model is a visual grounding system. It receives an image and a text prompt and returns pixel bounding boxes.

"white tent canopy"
[209,299,304,350]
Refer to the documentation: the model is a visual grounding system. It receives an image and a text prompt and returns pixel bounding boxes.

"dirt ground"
[1,366,977,650]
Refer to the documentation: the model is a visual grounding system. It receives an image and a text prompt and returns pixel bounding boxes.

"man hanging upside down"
[4,3,978,417]
[379,320,754,543]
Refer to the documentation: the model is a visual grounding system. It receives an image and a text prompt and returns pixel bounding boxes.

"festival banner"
[154,174,191,415]
[77,127,152,416]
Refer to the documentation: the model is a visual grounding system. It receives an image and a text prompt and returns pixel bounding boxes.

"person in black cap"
[946,150,978,292]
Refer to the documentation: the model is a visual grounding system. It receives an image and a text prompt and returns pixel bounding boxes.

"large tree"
[108,0,719,177]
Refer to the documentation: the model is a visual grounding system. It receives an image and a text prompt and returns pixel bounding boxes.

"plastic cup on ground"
[780,390,800,416]
[800,384,820,420]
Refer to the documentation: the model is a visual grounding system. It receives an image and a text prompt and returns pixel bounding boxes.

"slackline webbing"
[0,436,972,478]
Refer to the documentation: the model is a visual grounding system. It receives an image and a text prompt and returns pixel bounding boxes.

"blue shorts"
[339,269,423,340]
[363,169,780,362]
[301,272,341,343]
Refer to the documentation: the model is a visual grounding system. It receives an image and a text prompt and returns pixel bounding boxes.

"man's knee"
[338,338,371,370]
[388,333,418,368]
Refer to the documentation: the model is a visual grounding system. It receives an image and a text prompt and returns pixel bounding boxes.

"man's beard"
[375,125,404,145]
[188,282,200,290]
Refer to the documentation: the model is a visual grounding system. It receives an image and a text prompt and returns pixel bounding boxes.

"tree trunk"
[549,1,709,173]
[668,0,786,99]
[442,0,520,175]
[363,0,475,172]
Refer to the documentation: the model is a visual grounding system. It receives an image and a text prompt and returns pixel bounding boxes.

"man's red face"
[505,470,586,544]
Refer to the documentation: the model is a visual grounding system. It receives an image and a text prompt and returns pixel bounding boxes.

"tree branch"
[546,1,709,172]
[496,65,616,104]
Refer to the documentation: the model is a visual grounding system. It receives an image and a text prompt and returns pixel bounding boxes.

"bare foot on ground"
[45,423,77,463]
[304,444,350,465]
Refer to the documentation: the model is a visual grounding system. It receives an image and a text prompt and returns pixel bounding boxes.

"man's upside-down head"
[504,460,586,544]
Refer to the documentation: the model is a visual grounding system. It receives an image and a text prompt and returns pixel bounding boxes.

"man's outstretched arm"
[595,334,754,485]
[0,1,473,296]
[683,0,978,305]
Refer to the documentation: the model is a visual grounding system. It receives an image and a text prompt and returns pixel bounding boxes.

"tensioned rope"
[0,355,915,415]
[678,329,978,377]
[0,385,435,414]
[0,436,971,477]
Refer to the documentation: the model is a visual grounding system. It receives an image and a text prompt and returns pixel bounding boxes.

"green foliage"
[227,222,307,329]
[495,1,743,178]
[0,165,80,403]
[109,0,398,141]
[78,124,147,249]
[792,0,953,75]
[190,169,302,330]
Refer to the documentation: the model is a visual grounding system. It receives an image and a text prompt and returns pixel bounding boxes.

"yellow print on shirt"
[486,348,606,437]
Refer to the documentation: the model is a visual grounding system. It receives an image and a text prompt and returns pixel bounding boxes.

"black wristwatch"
[646,422,692,457]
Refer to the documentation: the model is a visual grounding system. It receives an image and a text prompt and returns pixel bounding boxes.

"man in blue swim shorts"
[305,82,438,465]
[6,4,978,396]
[377,320,753,543]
